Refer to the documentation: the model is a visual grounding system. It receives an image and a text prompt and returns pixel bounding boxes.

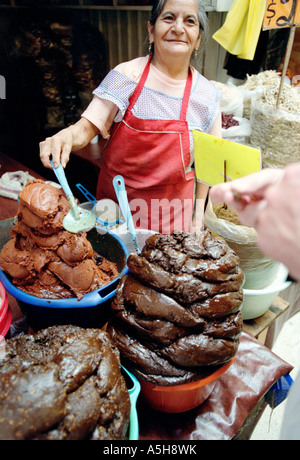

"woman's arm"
[209,111,222,137]
[39,96,119,169]
[191,111,222,234]
[191,181,209,234]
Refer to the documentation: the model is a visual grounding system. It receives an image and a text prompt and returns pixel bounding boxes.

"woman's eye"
[163,15,174,22]
[186,18,197,25]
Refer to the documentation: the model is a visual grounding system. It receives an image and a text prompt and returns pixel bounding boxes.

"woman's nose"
[173,19,185,34]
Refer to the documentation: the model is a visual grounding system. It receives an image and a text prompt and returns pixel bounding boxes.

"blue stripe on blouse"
[93,68,221,134]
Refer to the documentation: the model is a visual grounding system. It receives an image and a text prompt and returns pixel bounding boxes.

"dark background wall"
[0,7,109,190]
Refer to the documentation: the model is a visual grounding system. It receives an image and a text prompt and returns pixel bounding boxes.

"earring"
[193,48,198,58]
[148,42,154,54]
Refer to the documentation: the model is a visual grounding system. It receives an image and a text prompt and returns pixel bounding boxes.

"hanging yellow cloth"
[213,0,266,61]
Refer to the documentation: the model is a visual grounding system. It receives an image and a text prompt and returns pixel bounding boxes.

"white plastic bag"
[222,116,252,143]
[237,70,281,119]
[235,86,260,119]
[250,91,300,168]
[211,80,244,117]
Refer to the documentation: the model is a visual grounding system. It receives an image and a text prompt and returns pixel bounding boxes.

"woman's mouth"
[167,40,187,44]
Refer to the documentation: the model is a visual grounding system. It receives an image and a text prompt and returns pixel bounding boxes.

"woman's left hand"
[190,220,204,237]
[191,204,205,237]
[191,182,208,236]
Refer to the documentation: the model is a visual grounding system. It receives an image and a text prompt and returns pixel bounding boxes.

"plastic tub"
[135,358,235,413]
[0,228,129,331]
[0,308,12,341]
[242,264,291,320]
[0,282,11,341]
[80,201,157,254]
[114,228,157,254]
[0,282,8,319]
[79,201,127,233]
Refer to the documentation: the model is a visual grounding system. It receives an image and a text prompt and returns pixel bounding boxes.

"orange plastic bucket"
[136,357,235,413]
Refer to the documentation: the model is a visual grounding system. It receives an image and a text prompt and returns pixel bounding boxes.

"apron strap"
[127,55,193,122]
[127,55,152,111]
[180,67,193,121]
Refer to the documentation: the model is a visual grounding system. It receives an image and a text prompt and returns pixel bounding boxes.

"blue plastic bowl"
[0,226,129,331]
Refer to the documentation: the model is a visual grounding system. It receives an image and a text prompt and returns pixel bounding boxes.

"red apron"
[96,56,195,234]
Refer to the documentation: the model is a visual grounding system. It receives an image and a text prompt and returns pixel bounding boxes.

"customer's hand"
[211,163,300,281]
[249,163,300,280]
[210,168,283,216]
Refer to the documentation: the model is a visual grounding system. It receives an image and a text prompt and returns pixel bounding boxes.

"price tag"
[193,131,261,186]
[264,0,300,29]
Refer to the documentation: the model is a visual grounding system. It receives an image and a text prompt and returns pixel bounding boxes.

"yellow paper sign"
[264,0,300,29]
[193,131,261,186]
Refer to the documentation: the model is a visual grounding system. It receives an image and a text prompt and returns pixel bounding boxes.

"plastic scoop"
[113,175,140,253]
[121,366,141,440]
[50,161,96,233]
[76,183,97,204]
[76,183,121,229]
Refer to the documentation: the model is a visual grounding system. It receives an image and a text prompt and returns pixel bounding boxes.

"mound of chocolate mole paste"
[0,325,130,440]
[0,179,118,299]
[107,230,244,385]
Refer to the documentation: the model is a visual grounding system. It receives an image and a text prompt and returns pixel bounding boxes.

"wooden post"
[276,25,296,109]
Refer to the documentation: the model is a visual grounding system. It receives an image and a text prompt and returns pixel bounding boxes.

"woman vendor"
[39,0,222,234]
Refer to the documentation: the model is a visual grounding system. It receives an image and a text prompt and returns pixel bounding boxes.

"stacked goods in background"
[1,12,108,132]
[239,71,300,168]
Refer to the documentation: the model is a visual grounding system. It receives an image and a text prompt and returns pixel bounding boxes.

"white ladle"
[113,175,140,253]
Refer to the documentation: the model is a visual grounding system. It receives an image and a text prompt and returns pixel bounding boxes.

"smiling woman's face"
[148,0,201,64]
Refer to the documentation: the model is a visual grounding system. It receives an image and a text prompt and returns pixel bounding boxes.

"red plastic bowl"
[136,357,235,413]
[0,282,8,318]
[0,282,12,341]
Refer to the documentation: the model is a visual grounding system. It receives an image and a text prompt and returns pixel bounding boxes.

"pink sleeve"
[81,96,118,140]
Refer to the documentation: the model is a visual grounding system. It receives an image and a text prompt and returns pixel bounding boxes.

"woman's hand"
[191,181,208,237]
[40,127,74,169]
[39,118,99,169]
[190,217,204,237]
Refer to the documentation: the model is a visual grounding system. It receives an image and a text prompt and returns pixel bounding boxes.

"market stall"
[0,151,295,441]
[0,0,299,443]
